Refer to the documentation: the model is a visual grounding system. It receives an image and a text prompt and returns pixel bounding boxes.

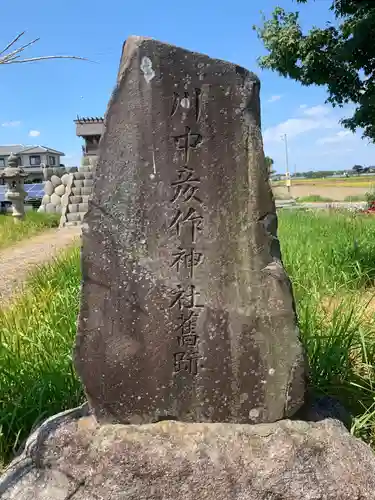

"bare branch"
[1,55,89,64]
[0,32,88,65]
[2,37,40,58]
[0,38,40,64]
[0,32,26,57]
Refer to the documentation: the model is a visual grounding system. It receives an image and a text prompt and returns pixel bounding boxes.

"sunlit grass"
[344,194,368,202]
[0,245,83,466]
[0,212,59,250]
[0,210,375,467]
[279,210,375,448]
[296,195,333,203]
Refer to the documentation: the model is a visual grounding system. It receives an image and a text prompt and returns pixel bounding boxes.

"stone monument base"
[1,404,375,500]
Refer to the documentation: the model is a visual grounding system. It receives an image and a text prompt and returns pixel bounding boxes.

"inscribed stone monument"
[75,36,306,424]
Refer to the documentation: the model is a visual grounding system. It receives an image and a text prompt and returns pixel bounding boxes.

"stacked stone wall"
[37,167,77,216]
[60,165,94,227]
[37,162,95,227]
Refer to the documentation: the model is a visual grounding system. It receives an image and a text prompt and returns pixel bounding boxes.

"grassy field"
[272,175,375,201]
[0,212,59,250]
[0,210,375,466]
[296,195,334,203]
[272,175,375,187]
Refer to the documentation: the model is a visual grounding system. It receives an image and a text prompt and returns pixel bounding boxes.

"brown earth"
[321,292,375,322]
[273,185,371,201]
[0,226,81,308]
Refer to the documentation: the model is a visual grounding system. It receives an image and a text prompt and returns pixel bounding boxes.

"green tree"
[265,156,275,175]
[254,0,375,141]
[352,164,364,175]
[0,32,85,65]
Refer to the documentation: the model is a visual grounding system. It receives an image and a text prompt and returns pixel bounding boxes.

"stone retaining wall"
[37,168,77,217]
[37,162,95,227]
[60,165,94,227]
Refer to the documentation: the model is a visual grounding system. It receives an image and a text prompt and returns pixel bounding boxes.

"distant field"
[272,176,375,187]
[272,176,375,201]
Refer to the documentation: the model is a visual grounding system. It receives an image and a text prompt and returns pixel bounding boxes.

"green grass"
[296,194,334,203]
[279,210,375,447]
[344,194,367,202]
[0,210,375,467]
[279,210,375,294]
[0,212,59,250]
[0,246,83,466]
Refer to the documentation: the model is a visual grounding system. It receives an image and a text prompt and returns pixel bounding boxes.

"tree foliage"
[265,155,274,168]
[265,156,275,175]
[0,32,86,65]
[352,164,364,175]
[254,0,375,141]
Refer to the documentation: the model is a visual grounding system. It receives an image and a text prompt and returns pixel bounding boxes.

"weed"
[0,212,59,250]
[1,211,375,466]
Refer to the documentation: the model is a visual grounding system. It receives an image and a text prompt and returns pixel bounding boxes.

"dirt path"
[0,226,81,306]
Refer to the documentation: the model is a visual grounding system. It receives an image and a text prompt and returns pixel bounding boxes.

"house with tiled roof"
[0,145,65,182]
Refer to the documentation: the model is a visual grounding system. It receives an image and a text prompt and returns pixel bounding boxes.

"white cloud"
[302,105,330,117]
[317,147,355,157]
[262,102,375,172]
[264,117,335,143]
[28,130,40,137]
[299,104,307,109]
[267,95,282,103]
[263,105,336,144]
[316,130,352,145]
[2,121,21,127]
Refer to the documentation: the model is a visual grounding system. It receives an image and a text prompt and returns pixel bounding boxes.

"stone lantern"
[0,153,28,221]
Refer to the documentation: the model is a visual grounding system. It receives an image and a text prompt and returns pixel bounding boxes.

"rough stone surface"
[68,204,78,214]
[80,187,92,196]
[50,193,61,206]
[69,196,82,204]
[50,175,62,187]
[45,203,56,214]
[61,173,70,186]
[61,194,69,207]
[66,213,81,222]
[54,184,66,197]
[1,407,375,500]
[41,194,51,205]
[44,181,54,196]
[75,36,306,425]
[78,203,88,213]
[59,168,93,228]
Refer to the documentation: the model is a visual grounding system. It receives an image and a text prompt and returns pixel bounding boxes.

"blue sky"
[1,0,374,173]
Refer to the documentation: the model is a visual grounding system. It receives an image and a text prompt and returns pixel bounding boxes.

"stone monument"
[0,153,27,221]
[75,36,306,425]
